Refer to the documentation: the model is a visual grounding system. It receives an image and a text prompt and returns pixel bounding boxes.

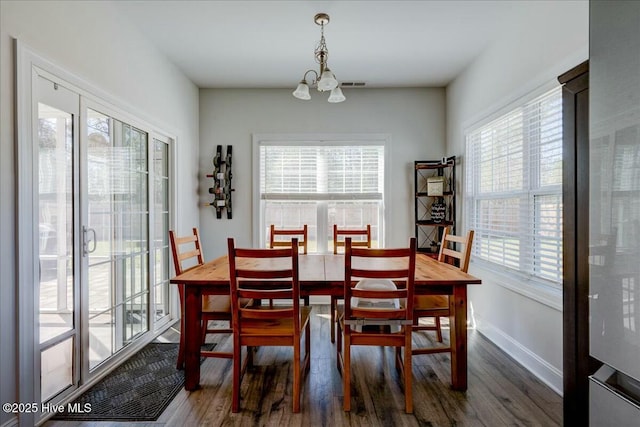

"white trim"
[252,133,391,146]
[169,135,180,320]
[261,193,383,201]
[15,38,39,427]
[78,92,91,388]
[469,261,562,311]
[476,319,563,395]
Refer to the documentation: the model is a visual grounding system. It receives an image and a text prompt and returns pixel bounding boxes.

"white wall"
[446,1,589,393]
[0,1,199,425]
[198,88,445,258]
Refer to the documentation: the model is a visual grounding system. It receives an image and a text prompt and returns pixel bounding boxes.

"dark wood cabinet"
[559,60,594,426]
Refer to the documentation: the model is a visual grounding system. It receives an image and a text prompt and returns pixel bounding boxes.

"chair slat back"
[169,228,204,275]
[334,224,371,254]
[228,237,301,331]
[270,224,308,254]
[437,229,474,272]
[344,237,416,327]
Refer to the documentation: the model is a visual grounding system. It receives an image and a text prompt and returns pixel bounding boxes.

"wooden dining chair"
[169,228,239,369]
[269,224,309,306]
[412,228,474,355]
[336,237,416,413]
[227,237,312,413]
[330,224,372,343]
[269,224,308,254]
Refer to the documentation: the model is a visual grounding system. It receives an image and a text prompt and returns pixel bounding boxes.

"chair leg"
[404,334,413,413]
[247,345,254,368]
[293,341,301,413]
[435,316,443,342]
[201,319,208,345]
[305,319,311,373]
[343,334,351,411]
[336,318,342,372]
[176,284,186,369]
[232,337,241,413]
[176,314,185,369]
[330,297,336,343]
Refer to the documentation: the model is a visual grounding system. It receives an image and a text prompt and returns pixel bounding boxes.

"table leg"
[449,285,468,391]
[184,286,202,391]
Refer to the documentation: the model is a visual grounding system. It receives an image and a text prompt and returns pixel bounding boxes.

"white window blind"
[465,86,563,285]
[259,144,384,252]
[260,145,383,198]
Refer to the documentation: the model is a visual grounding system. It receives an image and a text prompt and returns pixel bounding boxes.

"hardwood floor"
[45,305,562,427]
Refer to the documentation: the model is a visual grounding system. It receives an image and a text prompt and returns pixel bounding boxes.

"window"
[152,136,171,326]
[465,86,563,285]
[257,141,385,252]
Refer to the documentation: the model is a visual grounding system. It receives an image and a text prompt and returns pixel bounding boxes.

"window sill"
[468,260,562,311]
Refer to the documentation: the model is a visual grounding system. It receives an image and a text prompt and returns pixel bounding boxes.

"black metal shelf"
[416,220,454,227]
[414,156,456,253]
[415,191,454,197]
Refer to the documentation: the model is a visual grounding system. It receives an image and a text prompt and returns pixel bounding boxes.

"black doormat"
[52,342,213,421]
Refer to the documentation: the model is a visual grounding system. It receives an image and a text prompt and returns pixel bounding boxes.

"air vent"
[340,82,366,87]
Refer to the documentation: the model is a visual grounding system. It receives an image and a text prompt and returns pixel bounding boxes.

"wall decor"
[206,145,233,219]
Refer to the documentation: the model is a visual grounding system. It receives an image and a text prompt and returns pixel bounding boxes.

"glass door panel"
[86,108,149,370]
[40,338,74,401]
[152,138,170,323]
[38,103,74,340]
[37,88,78,403]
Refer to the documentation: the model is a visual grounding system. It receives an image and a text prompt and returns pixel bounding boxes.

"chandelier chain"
[315,23,328,68]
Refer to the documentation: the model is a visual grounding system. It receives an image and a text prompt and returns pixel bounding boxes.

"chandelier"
[292,13,346,103]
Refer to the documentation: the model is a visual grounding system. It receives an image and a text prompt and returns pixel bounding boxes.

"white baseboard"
[477,321,563,396]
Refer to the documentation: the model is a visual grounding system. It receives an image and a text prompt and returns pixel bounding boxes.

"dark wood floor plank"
[468,336,562,426]
[473,334,563,422]
[45,304,562,427]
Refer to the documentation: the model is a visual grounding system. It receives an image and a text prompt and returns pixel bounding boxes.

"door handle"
[83,226,97,256]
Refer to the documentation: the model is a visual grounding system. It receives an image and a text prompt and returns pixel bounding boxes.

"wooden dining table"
[170,253,481,392]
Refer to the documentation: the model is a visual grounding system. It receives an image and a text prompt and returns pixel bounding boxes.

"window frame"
[464,84,563,290]
[252,134,390,252]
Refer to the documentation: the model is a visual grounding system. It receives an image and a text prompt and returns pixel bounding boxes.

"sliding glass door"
[33,73,172,407]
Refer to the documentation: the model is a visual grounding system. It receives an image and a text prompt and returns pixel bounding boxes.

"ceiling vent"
[340,82,366,88]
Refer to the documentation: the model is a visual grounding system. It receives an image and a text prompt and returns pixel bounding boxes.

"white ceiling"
[114,1,534,89]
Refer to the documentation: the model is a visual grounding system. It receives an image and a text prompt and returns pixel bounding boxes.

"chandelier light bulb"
[292,81,311,100]
[318,69,338,91]
[328,86,346,103]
